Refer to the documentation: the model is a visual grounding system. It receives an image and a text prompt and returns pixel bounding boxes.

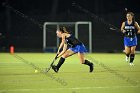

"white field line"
[0,86,139,92]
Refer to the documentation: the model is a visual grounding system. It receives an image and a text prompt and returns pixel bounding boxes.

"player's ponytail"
[62,27,69,33]
[59,27,70,33]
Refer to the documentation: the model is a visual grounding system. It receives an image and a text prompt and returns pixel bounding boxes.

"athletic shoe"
[125,56,129,62]
[129,63,134,66]
[52,65,58,73]
[90,63,94,72]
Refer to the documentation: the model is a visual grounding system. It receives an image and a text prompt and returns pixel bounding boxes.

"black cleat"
[90,63,94,72]
[52,65,58,73]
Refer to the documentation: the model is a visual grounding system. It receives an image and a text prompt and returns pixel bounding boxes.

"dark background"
[0,0,140,52]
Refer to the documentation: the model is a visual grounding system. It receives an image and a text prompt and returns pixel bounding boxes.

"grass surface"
[0,53,140,93]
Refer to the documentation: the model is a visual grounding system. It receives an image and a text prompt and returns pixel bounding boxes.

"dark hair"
[127,12,135,22]
[59,27,69,33]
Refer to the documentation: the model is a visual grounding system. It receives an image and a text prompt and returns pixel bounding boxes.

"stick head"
[44,68,50,73]
[109,27,116,31]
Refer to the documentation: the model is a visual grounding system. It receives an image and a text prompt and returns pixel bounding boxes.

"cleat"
[129,63,134,66]
[52,65,58,73]
[90,63,94,72]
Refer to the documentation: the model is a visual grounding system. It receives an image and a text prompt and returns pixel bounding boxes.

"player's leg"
[52,49,75,72]
[125,46,131,62]
[129,46,136,65]
[77,52,85,64]
[77,52,94,72]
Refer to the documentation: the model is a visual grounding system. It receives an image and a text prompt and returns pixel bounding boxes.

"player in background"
[121,12,140,65]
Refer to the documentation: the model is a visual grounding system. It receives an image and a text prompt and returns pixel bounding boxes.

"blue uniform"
[65,34,87,53]
[124,21,137,46]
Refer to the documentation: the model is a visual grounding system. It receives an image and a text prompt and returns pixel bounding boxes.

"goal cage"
[43,21,92,53]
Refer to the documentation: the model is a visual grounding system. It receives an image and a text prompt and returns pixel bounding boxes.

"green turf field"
[0,53,140,93]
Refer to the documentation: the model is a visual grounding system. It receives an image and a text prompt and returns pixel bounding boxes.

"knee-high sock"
[83,60,92,66]
[56,57,65,70]
[130,54,135,63]
[125,53,130,57]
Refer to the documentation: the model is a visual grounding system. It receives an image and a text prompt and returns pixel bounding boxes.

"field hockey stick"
[110,8,128,32]
[45,54,58,73]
